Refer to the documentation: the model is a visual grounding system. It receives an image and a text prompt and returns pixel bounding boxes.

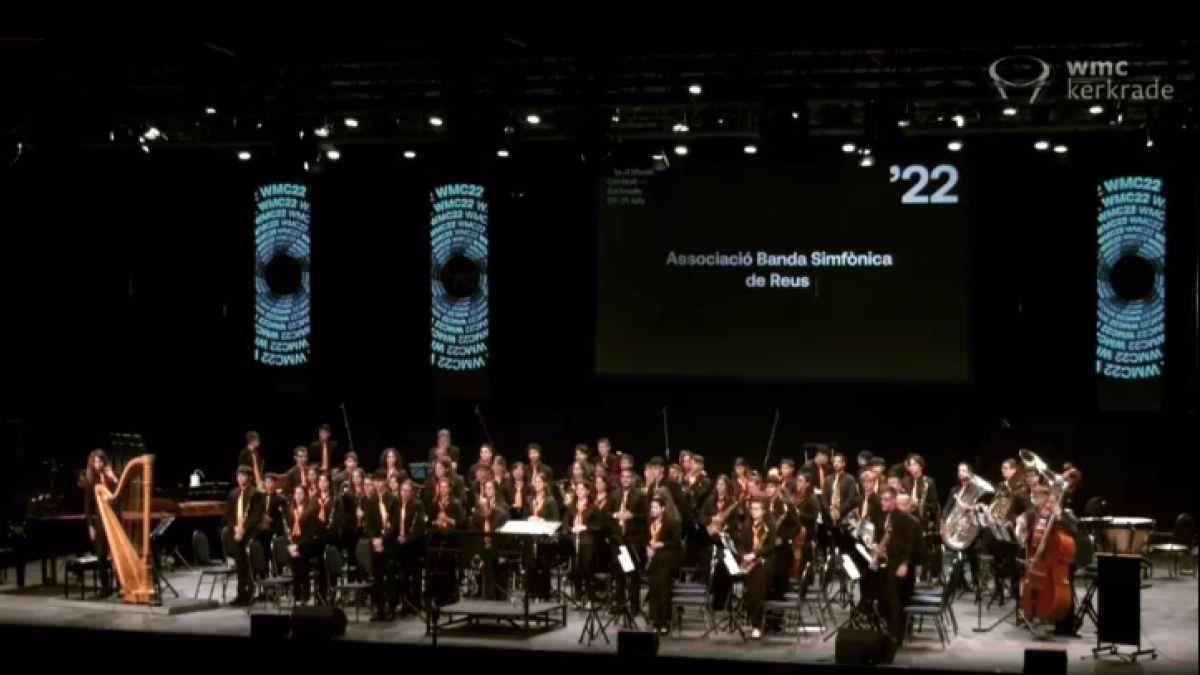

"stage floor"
[1,560,1195,673]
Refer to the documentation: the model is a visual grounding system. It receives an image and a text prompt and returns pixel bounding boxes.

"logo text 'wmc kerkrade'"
[988,56,1174,103]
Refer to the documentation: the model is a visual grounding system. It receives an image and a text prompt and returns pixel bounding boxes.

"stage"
[0,559,1195,673]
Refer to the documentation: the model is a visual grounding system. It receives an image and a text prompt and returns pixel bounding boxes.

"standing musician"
[467,443,495,482]
[332,451,358,494]
[646,494,682,635]
[526,443,553,482]
[895,493,925,606]
[470,480,510,600]
[309,423,338,473]
[988,458,1026,604]
[259,473,286,573]
[801,446,831,495]
[942,463,982,588]
[84,450,119,599]
[528,472,561,601]
[791,473,821,583]
[282,484,319,606]
[778,459,798,497]
[284,446,310,495]
[733,458,753,503]
[364,471,400,621]
[593,475,614,578]
[739,498,776,640]
[700,475,741,609]
[875,487,919,644]
[596,437,620,477]
[827,453,856,525]
[684,454,713,517]
[848,470,882,525]
[340,468,367,555]
[611,467,648,616]
[380,448,407,484]
[764,475,800,601]
[904,455,940,580]
[566,481,603,607]
[429,428,461,465]
[509,462,530,519]
[618,454,644,490]
[393,480,426,615]
[223,466,264,606]
[311,472,339,602]
[237,432,266,487]
[429,476,465,532]
[1022,485,1080,637]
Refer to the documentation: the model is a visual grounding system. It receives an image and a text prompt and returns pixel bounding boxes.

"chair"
[248,538,290,613]
[329,545,371,621]
[671,570,718,636]
[193,530,235,601]
[64,555,102,600]
[1151,514,1195,578]
[904,556,964,649]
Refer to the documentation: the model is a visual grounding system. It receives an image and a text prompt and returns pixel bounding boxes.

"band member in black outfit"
[765,475,800,599]
[394,479,426,614]
[332,452,358,494]
[611,467,647,616]
[309,423,339,473]
[469,480,510,600]
[596,437,620,477]
[646,494,682,635]
[896,492,924,607]
[740,498,776,640]
[527,472,560,601]
[942,463,981,587]
[509,462,530,519]
[466,443,495,484]
[84,450,119,598]
[278,485,316,605]
[827,453,856,525]
[428,476,465,605]
[1021,486,1081,637]
[222,465,265,606]
[422,458,465,506]
[237,432,266,487]
[792,473,821,584]
[593,475,613,581]
[310,472,340,603]
[847,470,882,525]
[903,454,940,533]
[701,475,741,610]
[258,473,285,574]
[876,487,919,644]
[800,446,832,496]
[566,481,603,606]
[284,446,310,496]
[429,428,461,465]
[364,471,399,620]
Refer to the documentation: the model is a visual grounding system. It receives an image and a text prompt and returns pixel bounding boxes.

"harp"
[94,454,157,604]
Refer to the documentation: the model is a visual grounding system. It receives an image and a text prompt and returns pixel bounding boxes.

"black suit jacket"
[236,448,266,483]
[684,474,713,521]
[396,498,426,542]
[264,492,287,537]
[428,445,461,465]
[308,439,340,470]
[827,472,857,521]
[611,487,649,538]
[881,510,920,574]
[738,519,777,562]
[224,487,265,534]
[281,504,319,548]
[284,464,311,495]
[564,503,605,544]
[768,496,801,543]
[793,492,821,537]
[904,474,940,526]
[428,498,466,532]
[700,495,743,538]
[364,493,400,540]
[312,492,341,542]
[529,494,560,522]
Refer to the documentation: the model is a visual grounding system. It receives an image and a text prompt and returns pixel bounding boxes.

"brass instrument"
[942,475,994,550]
[830,474,843,524]
[988,459,1026,523]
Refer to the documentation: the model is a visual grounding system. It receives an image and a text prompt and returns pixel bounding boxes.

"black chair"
[1151,514,1195,578]
[329,544,372,621]
[904,556,964,649]
[64,555,102,600]
[248,538,290,613]
[193,530,235,601]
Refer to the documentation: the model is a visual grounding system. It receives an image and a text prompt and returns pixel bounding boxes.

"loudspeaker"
[250,613,291,640]
[834,629,895,665]
[617,630,659,657]
[1024,647,1067,674]
[292,606,348,640]
[1098,553,1142,645]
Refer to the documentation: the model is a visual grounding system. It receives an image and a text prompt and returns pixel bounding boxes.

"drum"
[1094,517,1155,555]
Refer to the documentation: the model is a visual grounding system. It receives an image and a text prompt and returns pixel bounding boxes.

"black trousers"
[530,540,554,601]
[613,536,644,615]
[92,523,112,596]
[647,551,678,630]
[394,542,423,609]
[573,540,596,603]
[224,530,253,601]
[371,542,396,614]
[770,542,795,599]
[879,568,905,643]
[292,544,312,603]
[745,562,771,630]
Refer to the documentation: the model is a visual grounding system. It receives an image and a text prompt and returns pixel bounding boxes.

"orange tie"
[378,499,388,530]
[250,453,262,487]
[292,508,302,537]
[400,502,407,539]
[301,469,307,487]
[319,497,328,524]
[237,489,246,528]
[620,491,629,533]
[515,487,523,509]
[322,443,330,471]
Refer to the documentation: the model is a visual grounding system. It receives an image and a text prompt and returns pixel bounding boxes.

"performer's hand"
[89,526,96,542]
[896,563,909,579]
[399,535,407,545]
[743,553,756,563]
[288,544,299,558]
[234,526,245,541]
[573,524,586,534]
[372,537,384,554]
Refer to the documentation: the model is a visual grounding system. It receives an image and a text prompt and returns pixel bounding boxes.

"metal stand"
[823,596,888,642]
[604,542,641,632]
[1092,643,1157,663]
[149,518,179,603]
[579,602,610,646]
[974,601,1036,637]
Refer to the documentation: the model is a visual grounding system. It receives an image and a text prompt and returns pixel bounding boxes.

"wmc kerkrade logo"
[988,55,1175,102]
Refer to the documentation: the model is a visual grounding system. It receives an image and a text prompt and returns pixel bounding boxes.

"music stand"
[703,533,747,641]
[603,537,641,632]
[149,517,180,602]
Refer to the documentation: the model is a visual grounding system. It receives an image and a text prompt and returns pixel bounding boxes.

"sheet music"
[842,554,861,581]
[723,548,742,576]
[856,543,872,560]
[617,545,635,574]
[498,520,561,536]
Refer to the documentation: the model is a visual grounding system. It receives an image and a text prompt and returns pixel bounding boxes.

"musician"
[527,443,553,481]
[282,484,319,606]
[421,458,465,506]
[699,475,739,609]
[827,453,856,525]
[84,450,119,599]
[429,476,466,532]
[573,444,594,474]
[596,437,620,477]
[646,493,682,635]
[380,448,407,484]
[394,480,426,615]
[566,481,603,607]
[1022,486,1080,637]
[903,455,939,526]
[311,472,339,601]
[428,428,461,465]
[332,451,358,493]
[800,445,831,495]
[791,473,821,583]
[684,454,713,518]
[739,498,776,640]
[469,464,495,506]
[645,457,690,524]
[528,472,561,601]
[857,450,874,472]
[305,466,320,500]
[848,470,881,524]
[309,423,339,473]
[284,446,310,495]
[942,463,981,588]
[509,462,530,519]
[467,443,495,483]
[364,471,399,621]
[764,475,800,600]
[668,463,684,484]
[991,458,1026,604]
[340,468,367,554]
[1063,468,1082,513]
[733,458,753,503]
[617,454,644,490]
[491,456,513,501]
[470,480,510,600]
[594,475,613,574]
[429,475,468,605]
[260,473,286,573]
[222,466,265,606]
[876,487,919,644]
[895,492,924,607]
[237,432,266,487]
[778,459,797,497]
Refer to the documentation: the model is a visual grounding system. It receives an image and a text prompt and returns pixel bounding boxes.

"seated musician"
[875,487,918,644]
[236,432,265,487]
[1022,486,1080,637]
[364,471,399,621]
[466,442,495,483]
[646,493,682,635]
[470,480,510,600]
[739,498,776,640]
[332,451,358,494]
[429,428,461,466]
[84,450,119,599]
[421,458,465,507]
[282,484,319,606]
[942,463,981,588]
[527,471,560,602]
[596,437,620,477]
[394,479,426,615]
[617,453,644,490]
[526,443,553,483]
[612,467,647,616]
[224,465,264,607]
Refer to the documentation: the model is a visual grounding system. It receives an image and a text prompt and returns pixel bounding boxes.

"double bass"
[1019,450,1075,623]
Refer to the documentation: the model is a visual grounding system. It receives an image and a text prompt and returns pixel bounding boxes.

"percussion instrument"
[1093,517,1155,555]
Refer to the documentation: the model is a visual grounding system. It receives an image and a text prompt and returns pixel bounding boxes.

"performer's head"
[318,423,332,443]
[780,458,796,479]
[437,476,453,502]
[434,458,452,479]
[511,461,527,483]
[597,438,612,457]
[619,454,636,473]
[765,474,782,499]
[714,474,731,498]
[371,470,387,494]
[668,463,683,482]
[1065,468,1082,493]
[305,466,319,489]
[387,473,401,495]
[573,444,590,466]
[692,455,705,475]
[880,486,899,512]
[858,470,874,491]
[795,471,812,497]
[436,428,452,450]
[734,457,749,478]
[573,480,591,505]
[381,448,401,471]
[293,445,308,467]
[570,462,588,484]
[351,468,366,492]
[749,498,766,523]
[650,496,665,521]
[896,492,912,513]
[293,484,308,507]
[646,457,664,482]
[318,471,332,496]
[88,449,109,476]
[857,450,873,468]
[1025,467,1042,490]
[532,471,548,495]
[236,465,253,489]
[343,452,358,472]
[906,454,926,477]
[887,474,903,492]
[619,468,635,490]
[492,455,507,480]
[815,446,830,466]
[479,443,494,465]
[594,475,610,500]
[1001,458,1019,480]
[265,473,279,494]
[1032,485,1052,508]
[481,479,498,503]
[400,479,415,502]
[527,443,542,464]
[833,453,847,474]
[245,431,260,451]
[957,463,973,484]
[475,465,492,486]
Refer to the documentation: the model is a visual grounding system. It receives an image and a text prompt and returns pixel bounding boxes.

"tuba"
[988,460,1026,523]
[942,475,994,550]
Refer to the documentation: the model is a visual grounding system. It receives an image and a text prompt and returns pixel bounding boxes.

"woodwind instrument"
[742,520,766,571]
[871,513,892,571]
[709,498,740,537]
[648,517,662,561]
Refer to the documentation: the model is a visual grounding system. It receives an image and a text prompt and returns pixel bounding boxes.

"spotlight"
[430,116,444,127]
[256,123,263,130]
[674,145,688,156]
[897,119,911,128]
[238,151,252,161]
[314,126,331,138]
[404,150,417,159]
[144,127,161,141]
[952,114,965,128]
[611,113,621,123]
[673,123,689,133]
[303,161,310,172]
[744,144,758,155]
[526,113,541,125]
[1053,144,1069,154]
[326,149,341,161]
[109,131,115,142]
[859,156,875,167]
[1002,106,1018,116]
[497,149,510,158]
[688,83,703,95]
[842,142,857,153]
[1146,138,1155,148]
[1034,140,1050,151]
[1089,105,1104,115]
[344,117,359,128]
[140,144,150,154]
[792,111,801,120]
[205,107,217,115]
[947,140,963,152]
[1117,113,1124,124]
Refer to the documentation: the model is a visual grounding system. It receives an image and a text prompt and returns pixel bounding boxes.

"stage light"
[404,150,417,159]
[859,156,875,167]
[1146,138,1155,148]
[792,111,800,120]
[109,131,115,141]
[744,144,758,155]
[1053,144,1069,154]
[430,116,444,127]
[674,145,688,156]
[497,149,510,158]
[688,83,703,95]
[238,151,252,161]
[344,117,359,128]
[1035,140,1050,151]
[842,142,857,153]
[144,127,161,140]
[860,148,872,156]
[1089,104,1104,115]
[947,140,963,152]
[897,119,911,128]
[952,114,965,128]
[526,113,541,125]
[1002,106,1017,116]
[673,123,689,133]
[612,113,621,123]
[326,149,341,161]
[303,161,310,172]
[256,123,263,129]
[1117,113,1125,124]
[140,144,150,154]
[314,126,330,138]
[205,107,217,115]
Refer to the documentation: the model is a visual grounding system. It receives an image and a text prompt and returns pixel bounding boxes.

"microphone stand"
[339,401,356,453]
[662,406,670,462]
[474,405,495,447]
[763,409,780,472]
